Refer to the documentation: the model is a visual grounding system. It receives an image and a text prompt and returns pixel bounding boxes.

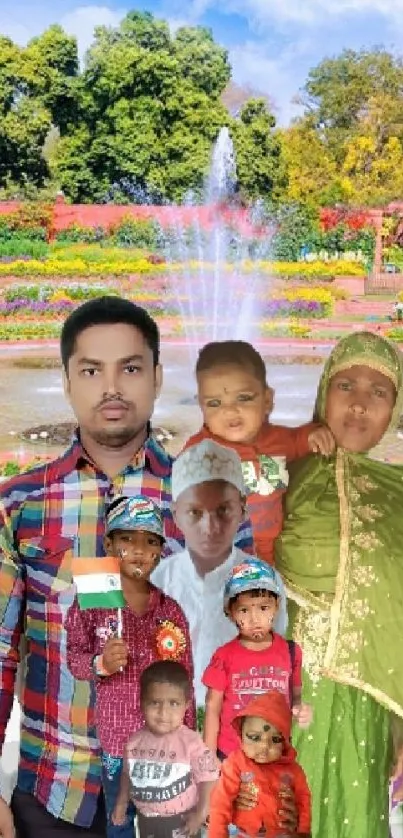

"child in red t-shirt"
[203,558,312,759]
[208,690,311,838]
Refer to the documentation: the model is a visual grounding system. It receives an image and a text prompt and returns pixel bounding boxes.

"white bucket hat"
[172,439,246,502]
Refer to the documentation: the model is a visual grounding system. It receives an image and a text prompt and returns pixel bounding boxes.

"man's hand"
[101,637,128,675]
[0,798,15,838]
[308,426,335,457]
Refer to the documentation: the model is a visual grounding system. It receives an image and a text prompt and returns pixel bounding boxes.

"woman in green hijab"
[276,331,403,838]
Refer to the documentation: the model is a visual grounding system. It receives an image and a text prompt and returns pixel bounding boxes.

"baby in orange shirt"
[208,690,311,838]
[185,340,334,564]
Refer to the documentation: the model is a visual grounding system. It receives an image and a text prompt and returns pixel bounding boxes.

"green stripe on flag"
[77,590,126,610]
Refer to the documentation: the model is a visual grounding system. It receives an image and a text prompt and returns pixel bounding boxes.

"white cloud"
[188,0,403,26]
[0,10,42,44]
[229,41,305,125]
[0,5,125,58]
[60,5,125,59]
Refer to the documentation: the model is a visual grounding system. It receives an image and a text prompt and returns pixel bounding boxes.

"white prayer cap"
[172,439,246,502]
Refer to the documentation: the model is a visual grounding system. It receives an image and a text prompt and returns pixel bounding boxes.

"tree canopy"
[1,18,403,209]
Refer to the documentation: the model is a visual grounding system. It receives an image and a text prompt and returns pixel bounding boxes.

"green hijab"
[276,331,403,717]
[315,330,403,444]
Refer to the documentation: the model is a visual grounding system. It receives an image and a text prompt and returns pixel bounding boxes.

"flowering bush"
[4,283,117,302]
[272,287,333,318]
[0,257,163,277]
[0,322,62,340]
[262,299,325,319]
[0,254,365,279]
[385,328,403,342]
[0,300,74,317]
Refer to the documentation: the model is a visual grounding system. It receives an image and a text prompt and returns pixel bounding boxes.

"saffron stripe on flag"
[72,556,120,576]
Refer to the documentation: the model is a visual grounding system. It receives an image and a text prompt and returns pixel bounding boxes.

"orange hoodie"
[208,692,311,838]
[184,422,315,565]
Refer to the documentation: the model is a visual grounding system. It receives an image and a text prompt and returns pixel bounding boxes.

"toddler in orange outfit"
[186,340,334,564]
[207,690,311,838]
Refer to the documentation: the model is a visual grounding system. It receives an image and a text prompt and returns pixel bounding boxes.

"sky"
[1,0,403,124]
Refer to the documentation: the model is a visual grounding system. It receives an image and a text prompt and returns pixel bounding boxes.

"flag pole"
[117,607,123,639]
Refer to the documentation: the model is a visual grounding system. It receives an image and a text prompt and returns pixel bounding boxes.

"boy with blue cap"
[66,495,195,838]
[202,558,312,761]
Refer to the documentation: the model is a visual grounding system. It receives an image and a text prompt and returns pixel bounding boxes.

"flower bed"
[0,275,337,341]
[0,254,366,279]
[0,321,62,340]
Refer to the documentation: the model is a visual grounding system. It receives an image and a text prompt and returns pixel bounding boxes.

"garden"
[0,200,395,345]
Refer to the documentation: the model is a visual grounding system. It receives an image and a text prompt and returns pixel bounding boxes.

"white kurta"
[152,547,287,705]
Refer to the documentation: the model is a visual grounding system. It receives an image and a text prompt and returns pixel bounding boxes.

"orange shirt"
[208,748,311,838]
[184,422,315,564]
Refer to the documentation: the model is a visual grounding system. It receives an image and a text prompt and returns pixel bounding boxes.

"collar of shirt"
[52,424,172,480]
[123,583,163,616]
[172,545,246,589]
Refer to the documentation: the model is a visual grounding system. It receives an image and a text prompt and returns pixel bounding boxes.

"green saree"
[275,332,403,838]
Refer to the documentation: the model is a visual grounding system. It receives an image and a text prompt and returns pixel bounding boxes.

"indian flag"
[72,556,125,610]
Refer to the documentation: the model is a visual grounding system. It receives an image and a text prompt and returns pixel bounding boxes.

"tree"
[0,36,50,190]
[0,26,80,193]
[298,48,403,156]
[341,135,403,206]
[280,120,339,205]
[23,25,80,133]
[232,99,287,204]
[55,11,230,202]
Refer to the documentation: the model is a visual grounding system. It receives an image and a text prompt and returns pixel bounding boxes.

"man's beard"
[89,424,145,448]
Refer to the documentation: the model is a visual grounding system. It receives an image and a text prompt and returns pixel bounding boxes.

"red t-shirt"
[202,634,302,756]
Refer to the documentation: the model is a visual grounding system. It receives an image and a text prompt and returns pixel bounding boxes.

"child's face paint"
[229,591,278,643]
[104,529,162,581]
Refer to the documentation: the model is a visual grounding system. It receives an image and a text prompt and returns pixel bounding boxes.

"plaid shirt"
[0,431,184,827]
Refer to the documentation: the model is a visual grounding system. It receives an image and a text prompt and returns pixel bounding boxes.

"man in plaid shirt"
[0,296,184,838]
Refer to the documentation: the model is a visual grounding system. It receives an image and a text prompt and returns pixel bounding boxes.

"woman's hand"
[292,702,313,728]
[234,780,258,811]
[278,781,298,832]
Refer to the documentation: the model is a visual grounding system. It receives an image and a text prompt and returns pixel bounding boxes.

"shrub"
[385,328,403,342]
[0,203,52,239]
[110,215,159,249]
[328,285,350,300]
[4,283,118,303]
[0,239,49,259]
[54,224,107,243]
[0,322,62,340]
[289,323,312,338]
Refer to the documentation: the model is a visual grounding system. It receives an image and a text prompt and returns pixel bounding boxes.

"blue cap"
[224,558,281,611]
[106,495,165,541]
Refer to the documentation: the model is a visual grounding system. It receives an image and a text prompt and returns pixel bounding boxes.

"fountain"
[160,126,272,360]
